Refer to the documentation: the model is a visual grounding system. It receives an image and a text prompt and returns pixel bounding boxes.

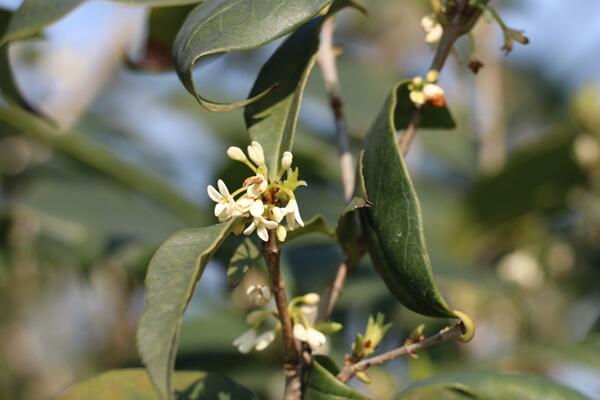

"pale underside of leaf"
[137,221,234,400]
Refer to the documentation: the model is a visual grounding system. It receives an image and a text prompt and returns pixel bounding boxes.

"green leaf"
[227,238,265,290]
[394,81,455,130]
[244,16,322,176]
[58,368,258,399]
[0,8,43,115]
[0,0,202,44]
[397,372,588,400]
[173,0,334,112]
[305,359,368,400]
[137,221,235,400]
[286,215,335,242]
[359,81,456,318]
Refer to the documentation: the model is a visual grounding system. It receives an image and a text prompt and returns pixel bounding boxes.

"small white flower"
[246,284,272,307]
[422,14,443,44]
[207,179,236,222]
[247,141,265,166]
[244,173,268,199]
[234,196,254,216]
[422,83,446,107]
[281,151,293,170]
[254,330,276,351]
[285,198,304,230]
[271,207,285,223]
[233,329,257,354]
[306,327,327,351]
[227,146,247,162]
[243,215,279,242]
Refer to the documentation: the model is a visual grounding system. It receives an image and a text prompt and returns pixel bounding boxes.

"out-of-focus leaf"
[305,358,368,400]
[129,4,196,72]
[397,372,588,400]
[394,81,455,130]
[58,368,258,399]
[137,221,235,400]
[286,215,335,242]
[464,134,585,229]
[245,17,321,177]
[227,238,265,290]
[359,81,456,318]
[0,106,206,224]
[0,0,202,44]
[173,0,334,112]
[0,9,42,115]
[396,383,477,400]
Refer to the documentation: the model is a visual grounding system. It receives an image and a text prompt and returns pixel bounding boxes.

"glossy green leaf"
[227,238,265,290]
[0,0,201,44]
[137,221,235,400]
[359,81,456,318]
[58,368,258,400]
[244,16,322,176]
[394,81,455,130]
[286,215,335,242]
[173,0,334,112]
[305,358,368,400]
[397,372,588,400]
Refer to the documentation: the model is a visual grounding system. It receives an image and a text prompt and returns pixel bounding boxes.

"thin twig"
[337,323,464,382]
[263,231,301,400]
[316,16,358,321]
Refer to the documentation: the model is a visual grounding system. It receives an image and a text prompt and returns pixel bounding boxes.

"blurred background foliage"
[0,0,599,399]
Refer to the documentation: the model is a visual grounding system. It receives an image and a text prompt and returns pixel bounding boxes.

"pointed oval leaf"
[1,0,202,44]
[305,359,368,400]
[286,215,335,242]
[173,0,333,112]
[137,221,234,400]
[244,16,322,175]
[397,372,588,400]
[359,82,456,318]
[58,369,258,400]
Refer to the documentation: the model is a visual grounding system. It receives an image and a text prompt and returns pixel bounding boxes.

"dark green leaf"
[286,215,335,242]
[173,0,334,112]
[397,372,588,400]
[305,359,368,400]
[137,221,235,400]
[0,0,201,44]
[227,238,265,290]
[58,368,258,400]
[359,81,456,318]
[394,81,455,130]
[244,16,322,176]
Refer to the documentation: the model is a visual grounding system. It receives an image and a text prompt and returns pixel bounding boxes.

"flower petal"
[293,324,308,341]
[243,222,256,236]
[254,330,276,351]
[257,224,269,242]
[250,199,265,217]
[207,185,223,202]
[217,179,230,197]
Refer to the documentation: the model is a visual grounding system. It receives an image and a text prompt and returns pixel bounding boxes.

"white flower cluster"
[408,70,446,108]
[233,292,337,354]
[421,14,443,44]
[207,141,306,242]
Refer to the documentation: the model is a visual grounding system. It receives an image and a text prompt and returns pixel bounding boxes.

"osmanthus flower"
[408,70,446,108]
[288,293,340,352]
[233,308,279,354]
[421,14,443,44]
[207,141,307,242]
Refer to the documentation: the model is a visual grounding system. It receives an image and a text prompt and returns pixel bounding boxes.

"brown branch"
[316,16,358,321]
[263,231,301,400]
[337,323,465,382]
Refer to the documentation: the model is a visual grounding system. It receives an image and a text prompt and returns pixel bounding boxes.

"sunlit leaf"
[359,81,456,318]
[137,221,235,400]
[305,358,368,400]
[286,215,335,242]
[58,368,258,400]
[397,372,588,400]
[173,0,334,112]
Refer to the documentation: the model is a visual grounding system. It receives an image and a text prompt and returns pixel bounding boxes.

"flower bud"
[276,225,287,242]
[302,293,320,305]
[247,141,265,166]
[281,151,293,169]
[426,69,439,83]
[227,146,247,162]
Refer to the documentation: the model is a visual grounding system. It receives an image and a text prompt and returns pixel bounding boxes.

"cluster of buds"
[207,141,305,242]
[421,14,443,44]
[408,70,446,108]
